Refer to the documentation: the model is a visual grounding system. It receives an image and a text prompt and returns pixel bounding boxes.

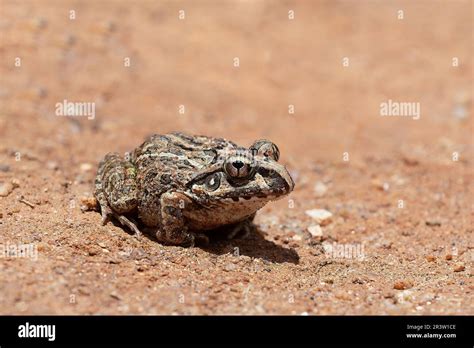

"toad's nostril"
[232,161,244,169]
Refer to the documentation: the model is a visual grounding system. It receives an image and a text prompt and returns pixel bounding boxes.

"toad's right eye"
[250,140,280,161]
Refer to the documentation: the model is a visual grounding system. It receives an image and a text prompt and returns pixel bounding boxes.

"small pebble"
[313,181,328,197]
[292,234,302,241]
[445,254,453,261]
[47,161,59,170]
[402,156,419,166]
[0,182,13,197]
[80,163,93,172]
[305,209,333,226]
[307,225,323,237]
[224,263,236,272]
[87,247,99,256]
[394,281,413,290]
[372,179,390,191]
[80,196,98,212]
[426,255,436,262]
[425,219,441,227]
[0,164,10,172]
[453,263,465,272]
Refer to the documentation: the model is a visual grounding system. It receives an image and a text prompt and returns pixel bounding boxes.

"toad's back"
[132,132,236,173]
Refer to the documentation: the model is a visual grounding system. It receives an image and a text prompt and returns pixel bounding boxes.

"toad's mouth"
[185,190,287,211]
[224,189,289,202]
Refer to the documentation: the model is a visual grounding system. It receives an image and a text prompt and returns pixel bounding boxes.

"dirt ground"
[0,0,472,315]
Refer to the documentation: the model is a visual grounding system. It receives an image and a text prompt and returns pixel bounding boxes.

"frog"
[94,132,294,247]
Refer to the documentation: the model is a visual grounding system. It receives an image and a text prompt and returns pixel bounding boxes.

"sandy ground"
[0,0,472,315]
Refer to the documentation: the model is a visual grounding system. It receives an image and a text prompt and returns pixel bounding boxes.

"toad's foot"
[113,214,142,237]
[226,218,255,240]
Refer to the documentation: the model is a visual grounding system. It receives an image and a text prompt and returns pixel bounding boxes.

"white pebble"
[292,234,302,241]
[80,163,93,172]
[307,225,323,237]
[305,209,333,225]
[313,181,328,197]
[0,182,12,197]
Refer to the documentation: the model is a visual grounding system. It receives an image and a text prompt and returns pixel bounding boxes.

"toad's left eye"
[250,140,280,161]
[205,173,221,191]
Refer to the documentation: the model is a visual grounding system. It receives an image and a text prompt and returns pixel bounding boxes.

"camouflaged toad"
[94,132,294,247]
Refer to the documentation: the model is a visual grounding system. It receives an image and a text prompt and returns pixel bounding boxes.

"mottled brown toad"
[94,132,294,246]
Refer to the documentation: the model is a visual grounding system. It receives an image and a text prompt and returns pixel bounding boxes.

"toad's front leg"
[154,191,209,247]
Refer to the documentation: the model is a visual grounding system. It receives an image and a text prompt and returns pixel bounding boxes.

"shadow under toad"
[201,227,300,265]
[110,218,299,265]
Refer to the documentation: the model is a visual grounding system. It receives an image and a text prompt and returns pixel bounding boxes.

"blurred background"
[1,0,471,165]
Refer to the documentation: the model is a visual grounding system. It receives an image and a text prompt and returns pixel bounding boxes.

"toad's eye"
[205,173,221,191]
[250,140,280,161]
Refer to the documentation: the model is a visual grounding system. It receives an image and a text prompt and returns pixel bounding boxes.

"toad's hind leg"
[94,152,141,236]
